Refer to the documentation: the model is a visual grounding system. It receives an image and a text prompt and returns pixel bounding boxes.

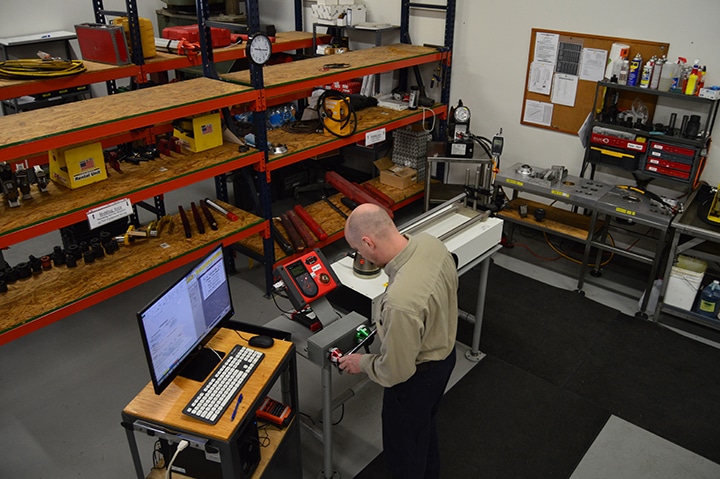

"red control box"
[274,248,341,311]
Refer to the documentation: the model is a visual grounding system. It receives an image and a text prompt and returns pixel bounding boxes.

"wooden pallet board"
[266,107,436,164]
[0,201,262,336]
[0,143,260,242]
[222,44,440,88]
[0,77,251,149]
[497,197,604,241]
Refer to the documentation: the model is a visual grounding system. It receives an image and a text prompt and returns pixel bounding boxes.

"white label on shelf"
[86,198,133,230]
[365,128,386,146]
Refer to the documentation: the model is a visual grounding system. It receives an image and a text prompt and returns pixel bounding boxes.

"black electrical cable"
[281,119,322,134]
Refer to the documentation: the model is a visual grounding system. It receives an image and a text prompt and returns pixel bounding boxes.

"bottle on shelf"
[670,57,687,93]
[640,56,655,88]
[627,53,643,87]
[618,59,629,85]
[685,59,701,95]
[649,55,665,90]
[695,279,720,319]
[695,66,707,96]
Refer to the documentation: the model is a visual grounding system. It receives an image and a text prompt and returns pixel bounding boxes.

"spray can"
[408,86,419,109]
[649,56,664,90]
[639,57,655,88]
[627,53,642,87]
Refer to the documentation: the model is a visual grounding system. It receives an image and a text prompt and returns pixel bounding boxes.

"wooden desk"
[121,327,301,479]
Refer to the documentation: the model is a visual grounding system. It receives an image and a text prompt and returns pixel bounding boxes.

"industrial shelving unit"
[0,0,458,343]
[0,1,323,345]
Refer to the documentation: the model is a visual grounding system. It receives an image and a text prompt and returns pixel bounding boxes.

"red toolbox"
[162,25,232,48]
[642,141,698,182]
[75,23,131,65]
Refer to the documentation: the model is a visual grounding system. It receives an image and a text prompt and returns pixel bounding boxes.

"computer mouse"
[248,335,274,349]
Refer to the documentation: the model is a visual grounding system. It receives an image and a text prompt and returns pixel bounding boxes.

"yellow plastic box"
[173,112,223,153]
[49,142,107,189]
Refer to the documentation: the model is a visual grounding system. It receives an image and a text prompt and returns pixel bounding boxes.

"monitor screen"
[137,244,234,395]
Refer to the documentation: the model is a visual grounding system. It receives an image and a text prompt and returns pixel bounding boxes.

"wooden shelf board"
[0,201,265,344]
[0,77,254,160]
[222,44,444,93]
[0,144,263,248]
[497,198,604,241]
[265,104,446,172]
[0,31,325,100]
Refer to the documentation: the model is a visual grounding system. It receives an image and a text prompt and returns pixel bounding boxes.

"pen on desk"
[231,393,243,421]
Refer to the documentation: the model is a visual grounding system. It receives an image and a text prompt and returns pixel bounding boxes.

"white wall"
[2,0,719,191]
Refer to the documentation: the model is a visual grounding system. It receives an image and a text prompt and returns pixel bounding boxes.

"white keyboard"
[182,345,264,424]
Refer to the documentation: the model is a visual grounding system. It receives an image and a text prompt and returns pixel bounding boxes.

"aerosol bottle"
[649,55,665,90]
[627,53,642,87]
[639,56,655,88]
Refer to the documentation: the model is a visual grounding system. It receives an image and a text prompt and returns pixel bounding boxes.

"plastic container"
[695,280,720,318]
[665,255,707,311]
[658,62,677,92]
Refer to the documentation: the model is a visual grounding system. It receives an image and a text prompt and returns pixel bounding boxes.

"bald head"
[345,203,407,267]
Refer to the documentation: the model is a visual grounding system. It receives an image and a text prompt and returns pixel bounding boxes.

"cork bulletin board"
[521,28,670,135]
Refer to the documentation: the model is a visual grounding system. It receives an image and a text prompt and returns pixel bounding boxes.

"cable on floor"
[543,232,615,268]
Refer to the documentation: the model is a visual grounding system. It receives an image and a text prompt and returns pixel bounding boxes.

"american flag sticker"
[201,123,214,135]
[79,157,96,171]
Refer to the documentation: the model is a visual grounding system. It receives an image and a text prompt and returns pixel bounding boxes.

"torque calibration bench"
[495,162,674,317]
[267,194,503,478]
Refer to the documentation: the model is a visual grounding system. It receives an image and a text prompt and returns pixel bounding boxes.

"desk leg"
[124,424,145,479]
[465,256,490,362]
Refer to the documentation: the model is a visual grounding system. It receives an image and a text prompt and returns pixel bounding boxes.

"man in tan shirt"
[339,203,458,479]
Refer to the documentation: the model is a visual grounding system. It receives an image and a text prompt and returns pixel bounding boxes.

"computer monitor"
[137,244,234,395]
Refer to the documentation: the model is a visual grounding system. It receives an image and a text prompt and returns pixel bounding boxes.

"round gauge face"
[247,34,272,65]
[454,105,471,123]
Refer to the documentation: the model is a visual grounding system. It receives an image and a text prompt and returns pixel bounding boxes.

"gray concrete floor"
[2,184,719,478]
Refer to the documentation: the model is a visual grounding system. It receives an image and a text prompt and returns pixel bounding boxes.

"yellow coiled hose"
[0,59,86,79]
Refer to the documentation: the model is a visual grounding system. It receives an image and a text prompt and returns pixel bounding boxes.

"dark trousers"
[382,347,456,479]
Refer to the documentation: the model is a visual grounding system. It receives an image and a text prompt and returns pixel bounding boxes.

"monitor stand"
[179,347,226,382]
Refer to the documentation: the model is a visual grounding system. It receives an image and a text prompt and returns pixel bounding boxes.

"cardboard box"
[173,113,223,152]
[49,142,107,189]
[75,23,130,65]
[374,157,417,190]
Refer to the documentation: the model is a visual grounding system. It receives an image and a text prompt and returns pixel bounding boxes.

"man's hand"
[338,353,363,374]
